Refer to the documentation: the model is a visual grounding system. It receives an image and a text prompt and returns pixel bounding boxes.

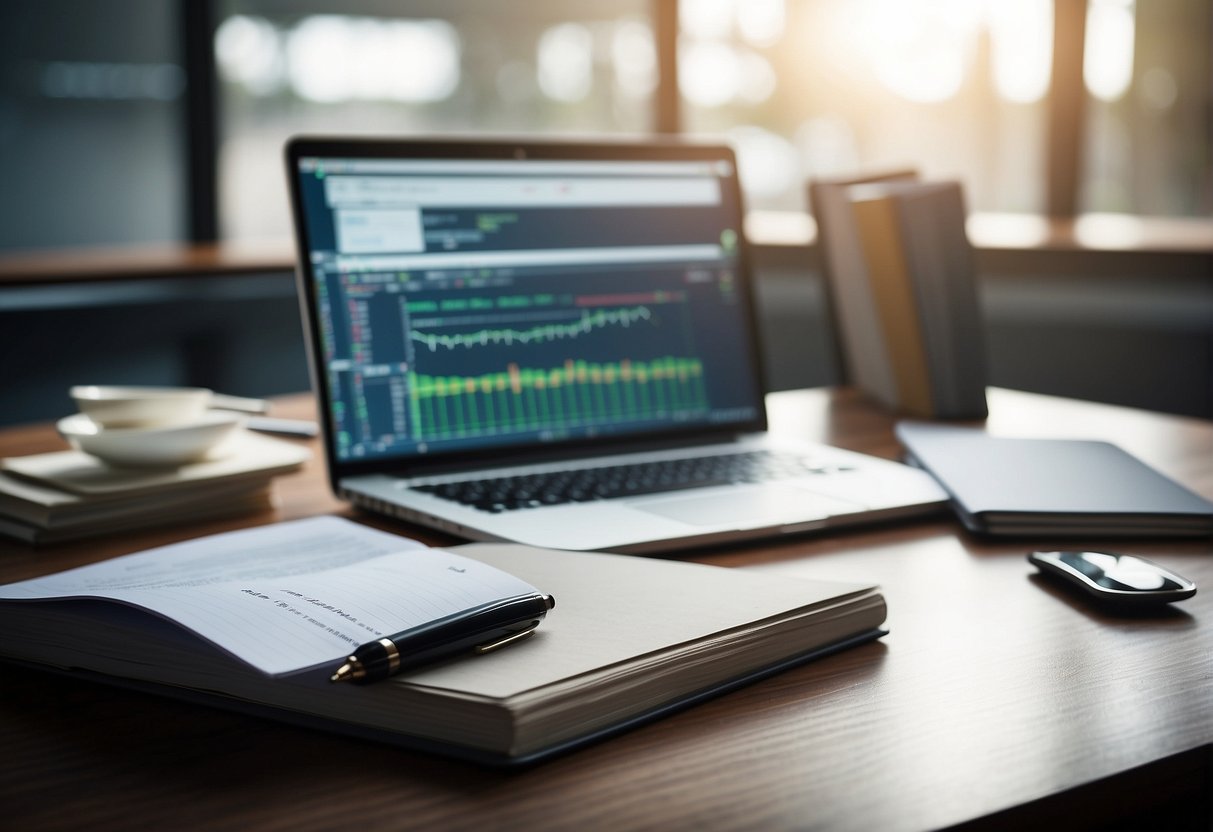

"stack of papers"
[0,432,310,544]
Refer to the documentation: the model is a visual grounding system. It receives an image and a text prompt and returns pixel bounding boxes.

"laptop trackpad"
[630,485,862,529]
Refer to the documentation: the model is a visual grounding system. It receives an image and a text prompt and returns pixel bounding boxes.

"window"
[678,0,1054,214]
[1080,0,1212,216]
[215,0,654,242]
[0,1,1207,252]
[0,0,187,251]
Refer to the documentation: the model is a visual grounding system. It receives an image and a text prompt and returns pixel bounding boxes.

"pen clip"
[473,622,539,655]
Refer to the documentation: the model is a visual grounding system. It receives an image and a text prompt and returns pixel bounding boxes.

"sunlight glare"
[857,0,976,104]
[613,21,657,99]
[679,40,741,107]
[286,16,460,104]
[738,52,777,104]
[215,15,283,95]
[680,0,735,40]
[538,24,594,102]
[989,0,1053,103]
[1084,0,1135,102]
[737,0,785,47]
[728,126,799,199]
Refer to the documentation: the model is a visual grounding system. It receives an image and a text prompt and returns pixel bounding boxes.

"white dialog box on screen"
[336,208,425,254]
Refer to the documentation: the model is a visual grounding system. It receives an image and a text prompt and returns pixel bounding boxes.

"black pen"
[330,593,555,684]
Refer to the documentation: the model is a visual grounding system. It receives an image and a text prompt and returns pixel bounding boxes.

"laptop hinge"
[377,430,756,479]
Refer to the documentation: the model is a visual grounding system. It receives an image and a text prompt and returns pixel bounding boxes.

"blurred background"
[1,0,1210,424]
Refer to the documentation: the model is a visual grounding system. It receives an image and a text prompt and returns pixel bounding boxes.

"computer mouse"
[1028,550,1196,606]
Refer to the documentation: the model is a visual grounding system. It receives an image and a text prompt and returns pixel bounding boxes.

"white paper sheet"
[0,517,542,676]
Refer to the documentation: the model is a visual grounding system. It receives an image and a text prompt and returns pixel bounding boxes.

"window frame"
[183,0,1096,243]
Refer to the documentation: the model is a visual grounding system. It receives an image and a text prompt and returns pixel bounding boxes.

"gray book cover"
[895,421,1213,536]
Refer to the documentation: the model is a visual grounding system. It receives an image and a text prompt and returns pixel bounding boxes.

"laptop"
[286,137,946,553]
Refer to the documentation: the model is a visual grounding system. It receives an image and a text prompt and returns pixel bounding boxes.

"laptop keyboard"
[411,450,854,513]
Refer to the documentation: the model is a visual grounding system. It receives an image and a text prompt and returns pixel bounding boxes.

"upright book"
[847,180,988,419]
[809,169,919,408]
[896,421,1213,536]
[0,517,887,765]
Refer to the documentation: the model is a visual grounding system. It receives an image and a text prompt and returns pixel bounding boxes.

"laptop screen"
[289,142,765,467]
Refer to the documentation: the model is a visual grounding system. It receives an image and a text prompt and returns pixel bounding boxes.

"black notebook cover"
[895,421,1213,537]
[7,628,887,768]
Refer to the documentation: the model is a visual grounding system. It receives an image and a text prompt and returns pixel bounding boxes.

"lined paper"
[0,517,541,676]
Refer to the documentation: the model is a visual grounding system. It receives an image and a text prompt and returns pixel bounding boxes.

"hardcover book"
[896,421,1213,536]
[849,181,988,419]
[0,433,309,544]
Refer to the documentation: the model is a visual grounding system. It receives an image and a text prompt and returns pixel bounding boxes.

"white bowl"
[70,385,213,428]
[57,411,244,468]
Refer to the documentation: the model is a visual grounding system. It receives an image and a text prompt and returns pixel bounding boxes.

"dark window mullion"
[652,0,680,134]
[1046,0,1088,218]
[181,0,219,242]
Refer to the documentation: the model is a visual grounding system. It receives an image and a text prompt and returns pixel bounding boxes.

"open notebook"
[0,517,886,764]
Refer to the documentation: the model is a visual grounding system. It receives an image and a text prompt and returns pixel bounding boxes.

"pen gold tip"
[330,663,353,683]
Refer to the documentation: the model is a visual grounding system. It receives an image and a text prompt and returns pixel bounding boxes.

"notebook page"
[0,517,542,676]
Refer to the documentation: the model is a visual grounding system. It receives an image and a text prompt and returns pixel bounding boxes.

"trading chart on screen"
[296,156,760,461]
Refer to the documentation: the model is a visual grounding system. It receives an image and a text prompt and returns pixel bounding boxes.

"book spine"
[890,184,988,419]
[0,513,37,543]
[852,196,935,417]
[810,184,900,408]
[892,192,954,415]
[930,186,988,418]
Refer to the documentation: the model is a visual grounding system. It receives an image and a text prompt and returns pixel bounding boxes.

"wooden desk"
[1,388,1210,831]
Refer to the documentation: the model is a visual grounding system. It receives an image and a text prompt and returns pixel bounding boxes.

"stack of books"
[0,432,310,544]
[810,174,988,419]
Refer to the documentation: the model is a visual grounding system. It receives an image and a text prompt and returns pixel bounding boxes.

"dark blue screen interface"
[295,156,762,462]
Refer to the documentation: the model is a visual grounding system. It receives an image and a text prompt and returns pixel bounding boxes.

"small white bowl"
[70,385,213,428]
[57,411,244,468]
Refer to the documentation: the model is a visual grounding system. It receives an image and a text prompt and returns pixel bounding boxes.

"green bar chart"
[409,356,708,439]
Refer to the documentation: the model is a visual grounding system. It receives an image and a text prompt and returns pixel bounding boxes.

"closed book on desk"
[0,517,886,765]
[0,432,309,544]
[896,421,1213,536]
